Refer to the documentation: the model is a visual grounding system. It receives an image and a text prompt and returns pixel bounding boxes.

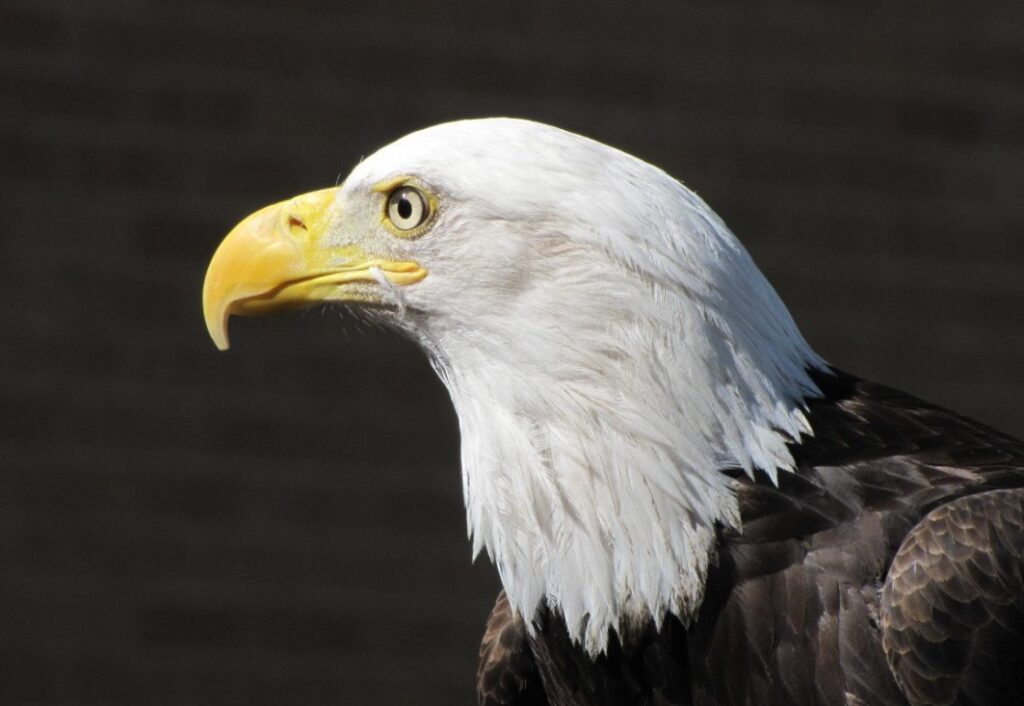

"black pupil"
[396,194,414,220]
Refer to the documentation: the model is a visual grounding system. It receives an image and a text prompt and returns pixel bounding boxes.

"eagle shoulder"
[881,488,1024,706]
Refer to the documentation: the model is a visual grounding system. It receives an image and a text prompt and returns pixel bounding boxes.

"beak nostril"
[288,216,306,231]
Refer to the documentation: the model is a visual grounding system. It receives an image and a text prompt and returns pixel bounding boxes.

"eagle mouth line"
[235,261,427,310]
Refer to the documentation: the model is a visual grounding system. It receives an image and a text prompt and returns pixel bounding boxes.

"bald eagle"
[202,119,1024,706]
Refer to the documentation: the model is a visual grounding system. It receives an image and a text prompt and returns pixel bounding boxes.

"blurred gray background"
[1,1,1022,704]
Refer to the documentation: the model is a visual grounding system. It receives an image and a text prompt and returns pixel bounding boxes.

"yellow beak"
[202,188,426,350]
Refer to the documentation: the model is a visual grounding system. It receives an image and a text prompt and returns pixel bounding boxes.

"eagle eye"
[386,186,430,231]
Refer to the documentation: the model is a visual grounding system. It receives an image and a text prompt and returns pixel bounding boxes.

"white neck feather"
[412,232,822,655]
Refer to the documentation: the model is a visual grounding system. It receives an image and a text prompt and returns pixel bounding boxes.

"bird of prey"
[202,118,1024,706]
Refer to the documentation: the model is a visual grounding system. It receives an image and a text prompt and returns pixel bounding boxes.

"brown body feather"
[476,369,1024,706]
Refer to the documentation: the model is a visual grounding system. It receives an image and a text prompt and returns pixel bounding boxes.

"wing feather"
[477,591,549,706]
[882,488,1024,706]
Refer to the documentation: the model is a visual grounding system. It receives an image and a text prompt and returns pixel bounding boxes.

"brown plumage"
[476,368,1024,706]
[882,490,1024,705]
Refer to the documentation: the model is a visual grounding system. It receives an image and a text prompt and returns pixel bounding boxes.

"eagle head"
[203,118,824,653]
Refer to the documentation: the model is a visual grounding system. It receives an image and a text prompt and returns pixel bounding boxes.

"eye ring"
[386,186,430,231]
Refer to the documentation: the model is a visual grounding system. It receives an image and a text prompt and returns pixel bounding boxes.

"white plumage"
[335,119,826,652]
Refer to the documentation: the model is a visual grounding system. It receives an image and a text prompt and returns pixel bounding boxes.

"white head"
[204,118,826,653]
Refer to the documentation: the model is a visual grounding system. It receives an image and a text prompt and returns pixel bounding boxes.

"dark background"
[2,1,1022,704]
